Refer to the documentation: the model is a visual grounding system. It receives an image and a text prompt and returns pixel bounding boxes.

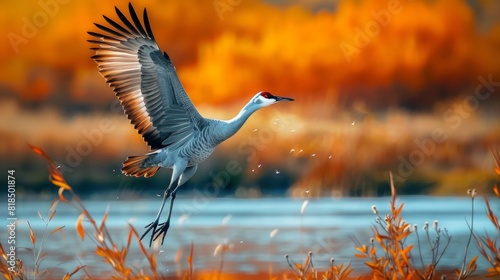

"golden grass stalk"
[28,144,160,279]
[354,172,416,279]
[354,172,478,280]
[473,148,500,277]
[285,252,352,280]
[0,197,83,279]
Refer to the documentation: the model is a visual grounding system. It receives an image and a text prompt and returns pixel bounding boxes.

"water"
[3,196,499,278]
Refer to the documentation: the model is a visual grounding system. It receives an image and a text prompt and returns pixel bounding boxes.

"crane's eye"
[260,91,271,99]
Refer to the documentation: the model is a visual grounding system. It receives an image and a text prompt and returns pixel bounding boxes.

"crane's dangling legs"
[153,164,198,245]
[141,162,186,247]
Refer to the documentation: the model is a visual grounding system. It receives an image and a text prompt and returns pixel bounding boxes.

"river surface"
[2,196,499,278]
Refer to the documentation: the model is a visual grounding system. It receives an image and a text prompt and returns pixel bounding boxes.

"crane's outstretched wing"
[88,3,205,150]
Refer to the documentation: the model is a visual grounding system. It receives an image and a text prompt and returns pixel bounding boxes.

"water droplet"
[214,244,223,256]
[253,128,258,132]
[290,149,295,153]
[328,155,332,159]
[56,165,61,169]
[301,200,309,214]
[156,194,161,197]
[240,240,244,244]
[299,149,303,154]
[222,215,232,225]
[179,214,190,225]
[258,164,262,168]
[251,169,255,172]
[351,121,356,125]
[112,169,115,172]
[270,229,279,238]
[159,250,164,254]
[305,190,310,194]
[290,129,296,133]
[116,196,119,199]
[275,170,280,174]
[311,154,316,157]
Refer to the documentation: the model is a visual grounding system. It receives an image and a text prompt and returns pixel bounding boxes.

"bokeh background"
[2,0,500,198]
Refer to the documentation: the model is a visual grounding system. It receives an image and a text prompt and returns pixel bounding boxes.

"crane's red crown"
[259,91,272,99]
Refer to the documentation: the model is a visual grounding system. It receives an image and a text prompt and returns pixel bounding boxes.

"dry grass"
[353,173,478,280]
[473,147,500,277]
[284,252,353,280]
[1,145,500,279]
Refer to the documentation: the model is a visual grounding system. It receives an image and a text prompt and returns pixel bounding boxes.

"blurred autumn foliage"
[1,0,500,196]
[1,0,499,106]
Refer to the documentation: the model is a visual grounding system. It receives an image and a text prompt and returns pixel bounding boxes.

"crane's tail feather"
[122,155,159,178]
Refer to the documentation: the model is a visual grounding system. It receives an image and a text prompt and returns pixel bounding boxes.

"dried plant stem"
[415,229,425,267]
[458,193,475,280]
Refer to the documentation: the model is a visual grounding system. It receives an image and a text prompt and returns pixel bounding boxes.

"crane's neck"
[214,104,259,144]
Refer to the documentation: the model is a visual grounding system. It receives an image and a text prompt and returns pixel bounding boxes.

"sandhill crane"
[88,3,293,246]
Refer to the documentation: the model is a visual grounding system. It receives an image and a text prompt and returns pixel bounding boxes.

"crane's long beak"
[275,96,294,102]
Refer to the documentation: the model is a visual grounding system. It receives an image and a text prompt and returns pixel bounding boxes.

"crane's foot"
[152,220,170,245]
[141,219,159,247]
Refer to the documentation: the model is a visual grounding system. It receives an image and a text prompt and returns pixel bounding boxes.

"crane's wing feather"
[88,3,205,150]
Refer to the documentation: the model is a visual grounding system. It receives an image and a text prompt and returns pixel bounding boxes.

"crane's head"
[250,91,294,109]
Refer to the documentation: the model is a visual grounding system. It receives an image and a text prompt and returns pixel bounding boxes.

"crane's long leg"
[153,183,178,244]
[139,180,177,246]
[153,165,198,245]
[140,164,185,247]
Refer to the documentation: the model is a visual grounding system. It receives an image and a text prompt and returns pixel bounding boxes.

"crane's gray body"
[143,124,220,168]
[144,111,254,168]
